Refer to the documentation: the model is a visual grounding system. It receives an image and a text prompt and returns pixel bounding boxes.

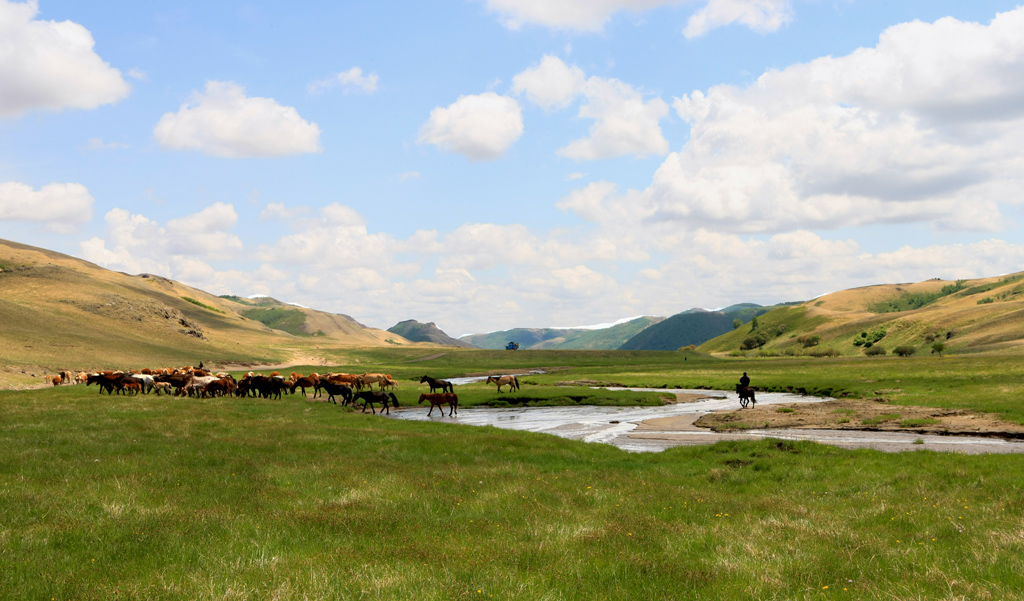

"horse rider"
[739,372,750,388]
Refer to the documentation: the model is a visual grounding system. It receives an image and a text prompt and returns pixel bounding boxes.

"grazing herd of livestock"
[44,367,521,417]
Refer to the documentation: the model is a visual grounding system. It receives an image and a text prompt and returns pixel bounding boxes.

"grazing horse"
[420,375,454,394]
[319,381,354,405]
[354,390,399,415]
[736,384,756,408]
[485,375,519,393]
[418,393,458,417]
[290,375,319,396]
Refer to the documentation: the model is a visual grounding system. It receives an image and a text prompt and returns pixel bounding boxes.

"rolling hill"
[0,239,415,386]
[460,316,665,350]
[618,304,779,351]
[698,274,1024,356]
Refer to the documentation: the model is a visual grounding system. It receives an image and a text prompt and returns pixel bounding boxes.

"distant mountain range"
[459,316,665,350]
[619,304,779,351]
[387,320,477,348]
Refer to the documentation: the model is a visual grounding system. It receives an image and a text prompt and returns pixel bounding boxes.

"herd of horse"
[47,367,531,417]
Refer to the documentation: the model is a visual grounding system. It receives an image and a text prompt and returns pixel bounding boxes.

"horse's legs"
[427,404,434,416]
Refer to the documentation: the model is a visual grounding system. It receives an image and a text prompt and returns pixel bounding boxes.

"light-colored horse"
[485,375,519,393]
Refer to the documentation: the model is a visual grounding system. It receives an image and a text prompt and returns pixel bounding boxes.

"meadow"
[3,350,1024,600]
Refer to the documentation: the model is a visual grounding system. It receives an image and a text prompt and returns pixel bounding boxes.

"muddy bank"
[693,398,1024,439]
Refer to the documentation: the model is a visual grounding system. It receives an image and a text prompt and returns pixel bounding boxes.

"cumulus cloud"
[560,77,670,160]
[153,81,322,158]
[0,0,130,118]
[630,7,1024,233]
[485,0,793,36]
[512,55,586,110]
[513,55,670,160]
[308,66,379,95]
[80,202,244,282]
[683,0,793,38]
[0,181,93,232]
[418,93,523,160]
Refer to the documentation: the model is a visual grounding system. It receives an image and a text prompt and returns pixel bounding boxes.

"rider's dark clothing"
[739,374,750,388]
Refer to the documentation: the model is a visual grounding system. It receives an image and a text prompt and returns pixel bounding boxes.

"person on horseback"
[739,372,750,388]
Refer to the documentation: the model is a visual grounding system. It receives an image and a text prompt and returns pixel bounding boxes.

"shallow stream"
[389,387,1024,454]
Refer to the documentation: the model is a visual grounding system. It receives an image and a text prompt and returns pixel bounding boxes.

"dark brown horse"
[418,392,458,416]
[420,375,454,394]
[354,390,399,415]
[736,384,756,408]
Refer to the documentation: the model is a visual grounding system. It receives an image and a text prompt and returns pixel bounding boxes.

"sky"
[2,0,1024,337]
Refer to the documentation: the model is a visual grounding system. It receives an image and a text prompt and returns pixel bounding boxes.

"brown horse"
[485,375,519,393]
[418,393,458,417]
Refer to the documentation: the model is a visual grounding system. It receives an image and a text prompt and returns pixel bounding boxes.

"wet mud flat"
[389,388,1024,455]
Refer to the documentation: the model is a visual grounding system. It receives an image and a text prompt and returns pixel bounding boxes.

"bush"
[978,297,995,305]
[931,342,945,356]
[740,331,769,350]
[732,318,742,330]
[808,348,840,358]
[865,345,887,356]
[797,335,821,348]
[894,345,917,357]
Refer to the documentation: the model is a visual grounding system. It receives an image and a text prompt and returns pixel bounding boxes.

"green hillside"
[699,273,1024,357]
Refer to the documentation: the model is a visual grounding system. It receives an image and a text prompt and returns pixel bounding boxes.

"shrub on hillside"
[741,332,769,350]
[865,345,887,356]
[808,348,840,358]
[931,342,945,356]
[797,335,821,348]
[894,345,917,357]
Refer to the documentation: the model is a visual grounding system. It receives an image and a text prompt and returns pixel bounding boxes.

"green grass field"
[4,351,1024,599]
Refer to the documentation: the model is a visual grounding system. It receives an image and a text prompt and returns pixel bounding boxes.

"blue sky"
[2,0,1023,336]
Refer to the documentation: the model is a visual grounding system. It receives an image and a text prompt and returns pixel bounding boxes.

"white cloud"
[512,55,586,110]
[308,67,379,95]
[418,93,523,160]
[80,203,244,280]
[0,181,93,232]
[126,68,148,81]
[0,0,130,118]
[485,0,685,32]
[684,0,793,38]
[485,0,793,36]
[560,76,670,160]
[153,81,321,158]
[632,7,1024,233]
[513,56,670,160]
[399,171,420,183]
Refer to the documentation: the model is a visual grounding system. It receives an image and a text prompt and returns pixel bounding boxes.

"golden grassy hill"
[699,273,1024,357]
[0,239,424,387]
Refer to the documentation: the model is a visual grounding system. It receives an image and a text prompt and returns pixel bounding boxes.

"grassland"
[3,369,1024,600]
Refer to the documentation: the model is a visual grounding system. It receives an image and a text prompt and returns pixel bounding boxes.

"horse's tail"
[446,382,454,393]
[389,393,399,407]
[513,376,520,391]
